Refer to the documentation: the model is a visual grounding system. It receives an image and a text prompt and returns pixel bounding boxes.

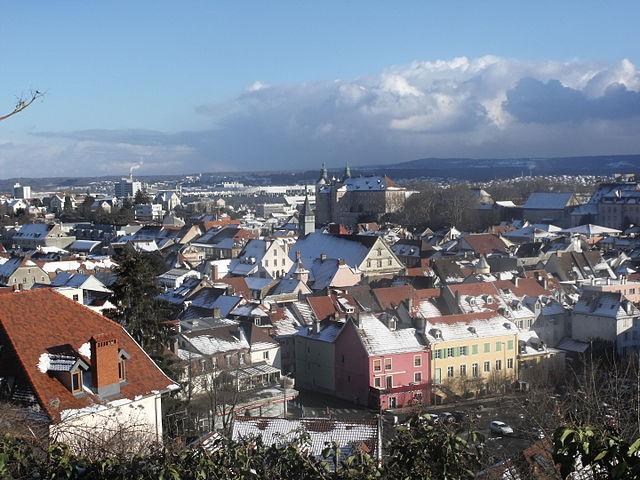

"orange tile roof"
[0,289,176,423]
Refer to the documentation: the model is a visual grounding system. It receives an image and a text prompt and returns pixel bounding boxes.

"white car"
[490,420,514,435]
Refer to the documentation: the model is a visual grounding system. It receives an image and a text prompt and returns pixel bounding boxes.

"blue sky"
[1,1,640,177]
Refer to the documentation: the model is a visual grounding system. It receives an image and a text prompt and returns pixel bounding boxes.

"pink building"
[334,313,430,409]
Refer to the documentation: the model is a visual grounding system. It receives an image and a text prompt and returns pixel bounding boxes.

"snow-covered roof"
[356,313,424,355]
[424,313,517,343]
[522,192,574,210]
[289,232,370,268]
[561,224,622,236]
[69,240,102,252]
[14,223,51,238]
[232,416,378,459]
[296,321,343,343]
[337,176,399,192]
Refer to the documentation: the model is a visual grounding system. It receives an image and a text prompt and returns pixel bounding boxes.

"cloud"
[504,77,640,123]
[5,55,640,178]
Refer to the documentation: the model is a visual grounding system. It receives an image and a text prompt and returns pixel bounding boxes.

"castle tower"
[343,161,351,180]
[299,193,315,237]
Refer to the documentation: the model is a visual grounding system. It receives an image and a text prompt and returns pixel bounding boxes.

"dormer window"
[117,348,130,383]
[72,371,82,393]
[118,358,126,382]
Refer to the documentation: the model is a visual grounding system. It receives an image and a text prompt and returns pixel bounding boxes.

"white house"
[0,289,178,450]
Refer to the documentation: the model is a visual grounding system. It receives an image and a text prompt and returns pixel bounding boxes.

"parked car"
[490,420,514,435]
[440,412,455,423]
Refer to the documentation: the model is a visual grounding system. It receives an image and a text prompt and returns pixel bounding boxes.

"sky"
[1,1,640,178]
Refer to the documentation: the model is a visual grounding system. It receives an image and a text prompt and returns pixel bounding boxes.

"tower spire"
[344,160,351,179]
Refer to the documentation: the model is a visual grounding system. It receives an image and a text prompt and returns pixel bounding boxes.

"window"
[265,260,269,267]
[367,260,371,268]
[507,358,514,369]
[414,371,422,383]
[72,294,79,302]
[447,366,454,378]
[507,340,514,350]
[471,344,478,355]
[263,351,270,359]
[484,343,491,353]
[377,260,382,268]
[373,359,382,372]
[472,363,479,377]
[460,346,468,356]
[72,371,82,393]
[384,358,392,371]
[496,342,502,352]
[118,359,126,382]
[496,359,502,371]
[434,349,442,359]
[446,347,454,358]
[386,376,393,389]
[414,355,422,367]
[374,377,381,388]
[483,361,490,373]
[387,258,392,266]
[225,354,232,366]
[460,364,467,376]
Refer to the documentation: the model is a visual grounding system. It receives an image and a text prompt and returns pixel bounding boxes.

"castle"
[314,163,406,226]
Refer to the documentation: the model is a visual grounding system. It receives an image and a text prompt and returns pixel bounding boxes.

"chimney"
[212,306,221,319]
[90,334,120,397]
[312,320,321,334]
[211,264,219,280]
[320,253,327,262]
[514,277,520,288]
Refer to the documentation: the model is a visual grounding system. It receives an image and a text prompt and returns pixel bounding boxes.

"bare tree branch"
[0,90,46,122]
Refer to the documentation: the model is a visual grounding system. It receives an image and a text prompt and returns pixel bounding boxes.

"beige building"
[289,231,404,280]
[315,164,406,226]
[424,312,519,401]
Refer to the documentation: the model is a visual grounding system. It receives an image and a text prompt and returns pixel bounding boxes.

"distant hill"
[3,154,640,193]
[369,155,640,180]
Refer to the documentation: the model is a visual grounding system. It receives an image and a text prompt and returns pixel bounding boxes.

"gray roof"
[523,192,574,210]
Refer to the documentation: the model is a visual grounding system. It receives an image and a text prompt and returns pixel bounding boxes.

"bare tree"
[0,90,45,122]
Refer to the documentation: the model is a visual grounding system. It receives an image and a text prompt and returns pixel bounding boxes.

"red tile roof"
[218,277,252,299]
[0,289,176,423]
[460,234,510,255]
[372,285,414,309]
[307,296,337,321]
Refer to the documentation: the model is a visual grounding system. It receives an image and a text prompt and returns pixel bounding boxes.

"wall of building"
[430,333,518,396]
[50,394,164,450]
[294,336,335,393]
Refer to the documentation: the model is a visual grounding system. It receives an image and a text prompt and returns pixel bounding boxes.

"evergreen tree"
[106,246,175,361]
[63,195,73,212]
[133,188,151,205]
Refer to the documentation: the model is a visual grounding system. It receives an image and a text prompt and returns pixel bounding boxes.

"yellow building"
[424,312,519,400]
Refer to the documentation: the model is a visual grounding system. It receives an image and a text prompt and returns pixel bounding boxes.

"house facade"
[334,314,430,409]
[424,312,519,401]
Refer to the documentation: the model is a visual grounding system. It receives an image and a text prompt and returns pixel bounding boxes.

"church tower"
[299,193,315,237]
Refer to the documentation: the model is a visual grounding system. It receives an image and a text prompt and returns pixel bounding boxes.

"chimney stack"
[212,306,221,319]
[90,334,120,397]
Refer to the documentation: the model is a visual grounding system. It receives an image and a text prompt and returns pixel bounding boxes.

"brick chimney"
[90,334,121,396]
